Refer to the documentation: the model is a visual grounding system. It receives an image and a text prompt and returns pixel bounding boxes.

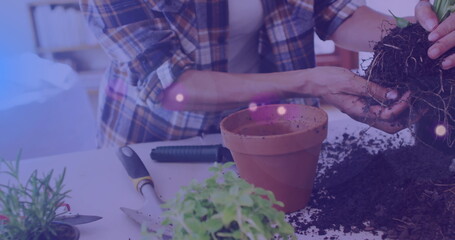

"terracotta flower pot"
[220,104,328,213]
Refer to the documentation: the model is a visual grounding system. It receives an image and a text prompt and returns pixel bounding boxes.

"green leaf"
[280,222,296,235]
[161,217,171,226]
[221,161,235,169]
[184,217,204,234]
[193,203,208,218]
[208,166,219,172]
[253,187,269,196]
[205,177,217,188]
[388,10,410,28]
[238,193,254,207]
[275,200,284,208]
[211,191,230,205]
[204,218,223,233]
[433,0,455,21]
[216,231,234,238]
[182,200,196,213]
[221,206,236,225]
[224,171,237,182]
[250,214,267,235]
[231,230,243,239]
[229,185,239,195]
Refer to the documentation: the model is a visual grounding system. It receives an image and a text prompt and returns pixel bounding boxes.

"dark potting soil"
[287,133,455,240]
[364,23,455,94]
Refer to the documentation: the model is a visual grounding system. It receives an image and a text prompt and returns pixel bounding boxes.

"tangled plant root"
[364,23,455,148]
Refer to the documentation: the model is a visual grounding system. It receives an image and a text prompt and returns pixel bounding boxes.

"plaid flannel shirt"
[80,0,365,147]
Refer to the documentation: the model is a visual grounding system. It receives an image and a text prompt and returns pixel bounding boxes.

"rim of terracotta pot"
[220,104,328,155]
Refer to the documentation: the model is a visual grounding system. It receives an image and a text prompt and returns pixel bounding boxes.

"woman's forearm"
[330,6,396,52]
[160,66,415,134]
[160,69,313,112]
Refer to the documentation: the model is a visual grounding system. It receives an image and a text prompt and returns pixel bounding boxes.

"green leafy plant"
[0,155,71,240]
[433,0,455,22]
[388,10,410,28]
[390,0,455,29]
[146,162,296,240]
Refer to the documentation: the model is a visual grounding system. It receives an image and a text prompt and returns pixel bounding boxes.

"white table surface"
[0,83,97,160]
[2,110,414,240]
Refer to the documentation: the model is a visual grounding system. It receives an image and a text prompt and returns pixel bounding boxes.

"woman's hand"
[415,0,455,69]
[307,67,419,133]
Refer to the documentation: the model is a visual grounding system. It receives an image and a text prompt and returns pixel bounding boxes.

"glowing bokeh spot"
[175,93,184,102]
[249,102,258,112]
[435,124,447,137]
[277,106,287,115]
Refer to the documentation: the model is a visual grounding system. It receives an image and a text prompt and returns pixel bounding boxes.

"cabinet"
[28,0,108,114]
[28,0,108,71]
[314,34,359,70]
[316,47,358,69]
[28,0,107,72]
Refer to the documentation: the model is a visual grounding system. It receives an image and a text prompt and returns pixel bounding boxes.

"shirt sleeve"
[314,0,366,40]
[80,0,194,104]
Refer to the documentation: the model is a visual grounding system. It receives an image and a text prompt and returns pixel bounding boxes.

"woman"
[80,0,450,147]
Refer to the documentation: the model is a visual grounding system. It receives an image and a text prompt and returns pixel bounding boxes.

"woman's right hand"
[304,66,418,133]
[415,0,455,69]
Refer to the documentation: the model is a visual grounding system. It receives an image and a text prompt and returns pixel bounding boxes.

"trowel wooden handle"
[117,146,154,194]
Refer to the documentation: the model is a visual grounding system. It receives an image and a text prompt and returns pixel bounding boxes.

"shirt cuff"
[138,50,194,104]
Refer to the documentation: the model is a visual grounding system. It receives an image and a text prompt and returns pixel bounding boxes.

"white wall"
[366,0,419,16]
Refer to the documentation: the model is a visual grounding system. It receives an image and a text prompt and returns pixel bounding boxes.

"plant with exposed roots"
[364,0,455,148]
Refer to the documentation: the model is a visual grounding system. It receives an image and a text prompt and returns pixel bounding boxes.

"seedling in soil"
[388,10,410,29]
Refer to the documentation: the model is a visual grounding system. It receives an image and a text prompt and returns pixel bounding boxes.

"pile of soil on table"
[288,133,455,240]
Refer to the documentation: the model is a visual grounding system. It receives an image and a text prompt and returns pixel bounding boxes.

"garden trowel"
[116,146,172,237]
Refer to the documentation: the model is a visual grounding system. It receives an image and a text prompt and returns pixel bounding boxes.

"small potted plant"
[0,156,78,240]
[145,162,296,240]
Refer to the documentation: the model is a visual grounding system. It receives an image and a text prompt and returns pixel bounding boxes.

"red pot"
[220,104,328,213]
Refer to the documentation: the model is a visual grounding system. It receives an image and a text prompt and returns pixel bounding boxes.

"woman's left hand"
[415,0,455,69]
[306,67,423,134]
